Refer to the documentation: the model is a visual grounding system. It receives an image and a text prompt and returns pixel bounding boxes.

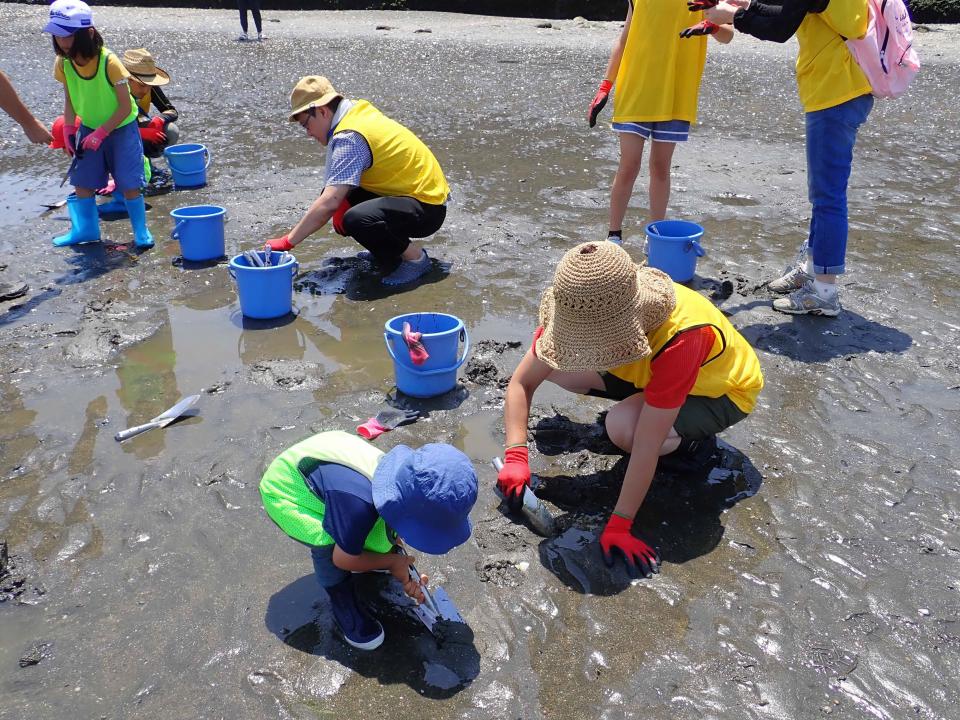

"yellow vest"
[613,0,707,123]
[796,0,872,112]
[259,431,396,552]
[608,284,764,413]
[333,100,449,205]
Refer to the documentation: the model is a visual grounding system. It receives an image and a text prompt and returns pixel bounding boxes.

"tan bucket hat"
[536,242,676,372]
[288,76,342,121]
[120,48,170,86]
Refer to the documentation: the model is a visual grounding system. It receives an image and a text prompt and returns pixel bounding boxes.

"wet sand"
[2,6,959,719]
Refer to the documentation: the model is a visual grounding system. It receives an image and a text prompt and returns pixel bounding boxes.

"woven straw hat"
[120,48,170,86]
[536,242,676,371]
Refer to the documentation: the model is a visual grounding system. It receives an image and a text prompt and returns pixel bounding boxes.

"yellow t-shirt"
[796,0,872,112]
[54,52,128,86]
[612,0,707,123]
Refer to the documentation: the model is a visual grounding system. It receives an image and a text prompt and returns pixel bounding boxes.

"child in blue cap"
[43,0,154,248]
[260,431,477,650]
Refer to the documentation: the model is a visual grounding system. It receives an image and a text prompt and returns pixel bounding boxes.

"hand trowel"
[492,457,557,537]
[114,394,201,442]
[397,547,464,634]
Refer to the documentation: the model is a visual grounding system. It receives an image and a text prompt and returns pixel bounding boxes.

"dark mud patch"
[18,641,53,668]
[464,339,522,390]
[0,540,45,605]
[64,298,163,365]
[475,556,528,587]
[531,410,620,456]
[248,360,326,391]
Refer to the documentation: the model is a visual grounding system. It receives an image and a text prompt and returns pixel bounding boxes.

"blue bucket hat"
[372,444,477,555]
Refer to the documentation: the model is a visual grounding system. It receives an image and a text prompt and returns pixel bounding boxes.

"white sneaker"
[237,32,249,41]
[257,32,265,41]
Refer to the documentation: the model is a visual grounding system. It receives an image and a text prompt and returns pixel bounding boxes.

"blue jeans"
[805,94,873,275]
[310,544,349,589]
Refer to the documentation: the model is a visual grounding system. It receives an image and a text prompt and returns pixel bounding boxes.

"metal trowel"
[397,547,464,634]
[492,457,557,537]
[114,394,201,442]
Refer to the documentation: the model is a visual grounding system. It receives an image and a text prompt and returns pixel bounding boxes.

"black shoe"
[0,280,28,302]
[324,578,385,650]
[657,435,718,475]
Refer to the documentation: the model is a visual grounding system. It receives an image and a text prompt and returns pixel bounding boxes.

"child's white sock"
[812,279,837,300]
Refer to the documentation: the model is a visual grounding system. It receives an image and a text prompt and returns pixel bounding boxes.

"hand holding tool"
[356,407,420,440]
[588,79,613,128]
[492,456,556,537]
[266,235,294,252]
[599,513,660,578]
[115,394,201,442]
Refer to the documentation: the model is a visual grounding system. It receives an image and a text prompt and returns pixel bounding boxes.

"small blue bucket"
[384,313,470,398]
[645,220,706,283]
[170,205,226,262]
[228,251,299,319]
[163,143,211,189]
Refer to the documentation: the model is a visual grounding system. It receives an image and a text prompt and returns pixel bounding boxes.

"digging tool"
[396,547,464,633]
[492,457,557,537]
[114,394,201,442]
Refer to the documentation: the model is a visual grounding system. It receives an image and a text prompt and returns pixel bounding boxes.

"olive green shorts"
[589,372,749,440]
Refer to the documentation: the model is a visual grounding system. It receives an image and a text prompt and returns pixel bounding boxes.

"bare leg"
[604,392,681,455]
[608,132,646,234]
[647,140,677,222]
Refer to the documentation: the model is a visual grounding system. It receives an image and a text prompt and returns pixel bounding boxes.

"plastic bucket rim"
[170,205,226,220]
[384,312,465,339]
[646,220,704,239]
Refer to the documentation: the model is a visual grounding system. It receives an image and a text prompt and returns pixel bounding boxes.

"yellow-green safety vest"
[63,48,138,130]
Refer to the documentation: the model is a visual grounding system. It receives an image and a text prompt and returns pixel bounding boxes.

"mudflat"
[1,6,958,719]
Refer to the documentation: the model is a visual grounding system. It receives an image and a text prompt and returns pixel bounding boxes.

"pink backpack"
[845,0,920,98]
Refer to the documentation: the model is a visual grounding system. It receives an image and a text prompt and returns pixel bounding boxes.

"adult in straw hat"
[266,76,450,286]
[119,48,179,161]
[498,242,764,577]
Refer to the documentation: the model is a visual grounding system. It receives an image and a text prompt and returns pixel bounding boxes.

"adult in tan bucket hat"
[498,242,764,577]
[266,76,450,286]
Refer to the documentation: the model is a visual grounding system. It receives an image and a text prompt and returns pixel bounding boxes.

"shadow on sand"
[264,572,480,699]
[295,252,451,302]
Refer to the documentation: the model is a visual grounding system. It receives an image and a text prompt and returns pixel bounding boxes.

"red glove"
[331,197,352,236]
[81,126,109,152]
[679,20,720,37]
[139,117,167,145]
[599,514,660,578]
[588,79,613,128]
[266,235,295,252]
[496,446,530,508]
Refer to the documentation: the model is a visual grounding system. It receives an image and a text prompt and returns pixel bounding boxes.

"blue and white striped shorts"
[613,119,690,143]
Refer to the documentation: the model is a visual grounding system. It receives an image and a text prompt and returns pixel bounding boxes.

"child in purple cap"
[43,0,154,249]
[260,431,477,650]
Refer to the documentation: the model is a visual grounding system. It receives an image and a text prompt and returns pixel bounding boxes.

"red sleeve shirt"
[532,325,716,409]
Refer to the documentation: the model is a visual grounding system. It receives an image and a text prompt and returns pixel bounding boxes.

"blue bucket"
[645,220,706,283]
[163,143,211,189]
[170,205,226,261]
[384,313,470,398]
[228,251,299,319]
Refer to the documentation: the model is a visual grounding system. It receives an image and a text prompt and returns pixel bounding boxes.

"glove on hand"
[599,514,661,578]
[356,407,421,440]
[266,235,295,252]
[496,446,531,510]
[81,126,109,152]
[686,0,719,10]
[588,79,613,128]
[680,20,720,37]
[331,197,352,236]
[401,321,430,366]
[139,125,167,145]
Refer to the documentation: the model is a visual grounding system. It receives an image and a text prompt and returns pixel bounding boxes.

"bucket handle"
[688,240,706,257]
[383,327,471,376]
[171,219,185,240]
[203,148,211,170]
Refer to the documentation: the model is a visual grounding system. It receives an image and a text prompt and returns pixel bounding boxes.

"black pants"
[238,0,262,33]
[341,188,447,266]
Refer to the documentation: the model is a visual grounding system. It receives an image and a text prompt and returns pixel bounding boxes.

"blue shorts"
[71,121,145,192]
[613,120,690,143]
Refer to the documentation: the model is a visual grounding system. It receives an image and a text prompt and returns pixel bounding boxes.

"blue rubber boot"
[97,192,128,217]
[123,194,154,248]
[53,195,101,247]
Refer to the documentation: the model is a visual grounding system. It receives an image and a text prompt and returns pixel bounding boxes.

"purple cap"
[43,0,94,37]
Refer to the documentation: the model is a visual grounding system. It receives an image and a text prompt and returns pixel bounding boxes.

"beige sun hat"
[120,48,170,86]
[535,242,677,372]
[288,76,342,121]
